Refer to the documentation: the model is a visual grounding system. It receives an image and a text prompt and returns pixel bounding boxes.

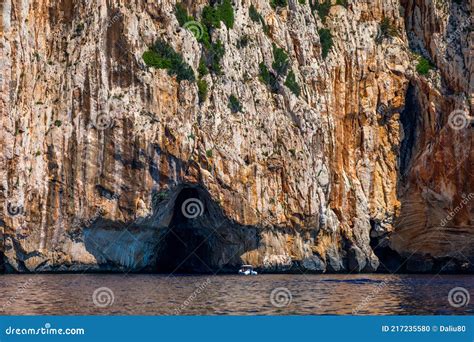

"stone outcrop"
[0,0,471,273]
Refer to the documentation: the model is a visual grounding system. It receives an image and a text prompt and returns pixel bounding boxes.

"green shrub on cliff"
[202,0,235,30]
[318,28,333,58]
[259,62,279,93]
[218,0,235,29]
[272,44,290,76]
[249,4,261,22]
[142,41,195,82]
[197,79,209,103]
[175,3,193,26]
[271,0,288,9]
[228,94,242,113]
[259,45,293,93]
[377,17,398,43]
[196,2,232,76]
[198,58,209,77]
[336,0,348,8]
[208,40,225,74]
[175,3,210,46]
[285,70,301,96]
[202,5,221,29]
[416,56,434,75]
[249,5,270,35]
[311,0,331,21]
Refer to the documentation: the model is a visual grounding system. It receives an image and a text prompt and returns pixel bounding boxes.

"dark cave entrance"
[370,220,403,273]
[155,187,217,274]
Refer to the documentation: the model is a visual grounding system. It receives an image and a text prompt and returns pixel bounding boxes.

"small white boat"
[238,265,258,275]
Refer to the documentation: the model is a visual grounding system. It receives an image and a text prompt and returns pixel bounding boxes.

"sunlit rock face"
[390,0,473,273]
[0,0,471,273]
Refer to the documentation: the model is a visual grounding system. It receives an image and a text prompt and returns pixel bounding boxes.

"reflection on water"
[0,274,472,315]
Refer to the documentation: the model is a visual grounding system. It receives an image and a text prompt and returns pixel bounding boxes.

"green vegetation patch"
[270,0,288,9]
[228,94,243,113]
[259,62,279,93]
[175,3,194,26]
[197,79,209,103]
[175,3,210,46]
[198,58,209,77]
[142,40,195,82]
[377,18,398,43]
[336,0,348,8]
[202,5,221,29]
[311,0,332,22]
[284,70,301,96]
[249,4,270,35]
[259,45,295,94]
[197,1,232,75]
[218,0,235,29]
[318,28,333,58]
[206,40,225,75]
[272,44,290,76]
[416,56,434,75]
[249,4,261,22]
[202,0,235,30]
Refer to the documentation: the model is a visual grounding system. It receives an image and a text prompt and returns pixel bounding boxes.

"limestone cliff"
[0,0,471,273]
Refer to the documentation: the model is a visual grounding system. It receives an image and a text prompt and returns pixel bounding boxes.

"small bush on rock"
[318,28,333,58]
[311,0,331,21]
[272,44,290,76]
[228,94,243,113]
[142,40,195,82]
[259,62,279,93]
[416,56,434,75]
[175,3,193,26]
[218,0,234,29]
[271,0,288,9]
[197,79,209,103]
[285,70,301,96]
[377,18,398,43]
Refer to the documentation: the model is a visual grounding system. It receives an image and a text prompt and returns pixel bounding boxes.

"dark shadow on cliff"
[82,182,260,274]
[77,143,327,274]
[371,82,420,273]
[398,83,420,181]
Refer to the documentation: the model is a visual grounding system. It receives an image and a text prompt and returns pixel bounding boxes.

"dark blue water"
[0,274,472,315]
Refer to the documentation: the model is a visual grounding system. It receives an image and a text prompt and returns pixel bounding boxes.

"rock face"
[390,0,474,273]
[0,0,471,273]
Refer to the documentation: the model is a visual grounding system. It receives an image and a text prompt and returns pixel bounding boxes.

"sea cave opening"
[155,187,217,274]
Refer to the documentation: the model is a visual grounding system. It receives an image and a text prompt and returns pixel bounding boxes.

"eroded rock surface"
[0,0,471,273]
